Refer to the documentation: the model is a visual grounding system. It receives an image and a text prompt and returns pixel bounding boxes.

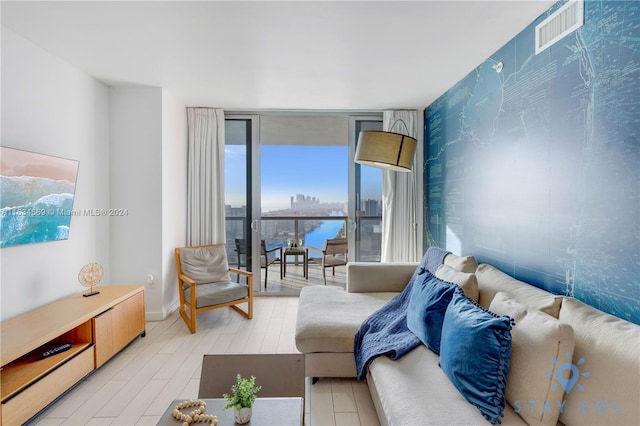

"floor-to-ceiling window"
[224,118,256,276]
[352,118,384,261]
[225,113,382,294]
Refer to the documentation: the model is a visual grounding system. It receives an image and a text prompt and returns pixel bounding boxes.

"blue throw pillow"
[439,288,514,425]
[406,269,457,354]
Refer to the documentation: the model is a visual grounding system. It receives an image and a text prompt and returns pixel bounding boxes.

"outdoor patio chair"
[307,237,348,285]
[234,239,283,289]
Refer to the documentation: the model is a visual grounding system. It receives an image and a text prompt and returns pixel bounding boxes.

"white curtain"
[381,110,420,262]
[186,108,226,246]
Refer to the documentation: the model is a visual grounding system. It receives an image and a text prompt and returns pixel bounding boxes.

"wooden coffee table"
[197,353,305,400]
[157,397,303,426]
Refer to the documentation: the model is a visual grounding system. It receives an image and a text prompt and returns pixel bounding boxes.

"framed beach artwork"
[0,147,80,248]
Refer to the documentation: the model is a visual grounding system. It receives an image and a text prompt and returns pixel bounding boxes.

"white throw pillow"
[435,264,479,302]
[489,292,575,426]
[476,264,563,317]
[558,297,640,426]
[443,253,478,273]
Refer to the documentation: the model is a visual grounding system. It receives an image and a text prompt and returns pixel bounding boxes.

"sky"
[225,145,381,212]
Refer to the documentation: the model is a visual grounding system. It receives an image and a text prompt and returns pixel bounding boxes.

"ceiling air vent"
[535,0,584,55]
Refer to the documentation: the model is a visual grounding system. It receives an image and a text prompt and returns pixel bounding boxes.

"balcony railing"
[225,215,381,265]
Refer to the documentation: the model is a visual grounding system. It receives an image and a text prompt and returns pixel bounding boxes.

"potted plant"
[223,374,262,424]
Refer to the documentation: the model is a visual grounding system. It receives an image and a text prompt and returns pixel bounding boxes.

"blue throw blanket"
[353,247,451,380]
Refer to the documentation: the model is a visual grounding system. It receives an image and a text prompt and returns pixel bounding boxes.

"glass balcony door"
[226,114,384,293]
[349,117,384,261]
[260,115,350,291]
[224,116,262,288]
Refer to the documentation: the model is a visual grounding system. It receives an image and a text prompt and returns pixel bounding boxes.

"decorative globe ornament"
[78,263,104,297]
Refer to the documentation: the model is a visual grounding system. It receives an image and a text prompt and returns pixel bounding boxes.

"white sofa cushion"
[443,253,478,273]
[490,292,575,426]
[558,297,640,426]
[346,262,418,293]
[476,264,563,317]
[295,286,396,353]
[367,345,527,426]
[435,264,479,302]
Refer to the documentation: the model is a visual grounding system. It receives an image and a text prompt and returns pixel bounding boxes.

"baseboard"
[145,300,179,322]
[145,311,165,322]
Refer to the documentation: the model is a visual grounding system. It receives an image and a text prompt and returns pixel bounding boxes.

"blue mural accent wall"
[424,0,639,324]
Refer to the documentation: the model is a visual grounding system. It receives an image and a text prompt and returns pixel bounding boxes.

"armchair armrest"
[264,245,282,256]
[346,262,419,293]
[179,273,196,287]
[306,246,324,255]
[229,267,252,278]
[229,267,254,294]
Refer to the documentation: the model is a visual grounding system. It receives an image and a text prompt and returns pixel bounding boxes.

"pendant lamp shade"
[355,130,417,172]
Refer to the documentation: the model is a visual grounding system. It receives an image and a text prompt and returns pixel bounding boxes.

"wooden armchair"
[307,238,348,285]
[175,243,253,333]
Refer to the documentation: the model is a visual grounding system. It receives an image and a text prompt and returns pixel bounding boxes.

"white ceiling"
[2,1,556,110]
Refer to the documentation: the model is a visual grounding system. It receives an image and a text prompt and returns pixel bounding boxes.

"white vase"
[234,406,252,424]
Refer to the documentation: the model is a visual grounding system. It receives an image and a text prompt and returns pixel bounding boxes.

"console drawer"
[1,346,94,425]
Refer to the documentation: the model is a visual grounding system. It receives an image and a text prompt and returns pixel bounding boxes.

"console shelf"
[1,341,93,401]
[0,285,145,426]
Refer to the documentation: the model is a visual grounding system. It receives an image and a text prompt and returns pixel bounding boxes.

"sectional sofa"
[295,253,640,425]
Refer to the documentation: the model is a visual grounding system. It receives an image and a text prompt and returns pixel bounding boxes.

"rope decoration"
[172,400,218,425]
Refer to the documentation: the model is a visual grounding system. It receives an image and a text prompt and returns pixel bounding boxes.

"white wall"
[108,87,187,320]
[1,27,110,321]
[109,87,164,319]
[1,28,187,322]
[161,90,187,318]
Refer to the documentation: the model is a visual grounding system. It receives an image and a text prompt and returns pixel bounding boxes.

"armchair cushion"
[180,245,232,285]
[184,281,249,309]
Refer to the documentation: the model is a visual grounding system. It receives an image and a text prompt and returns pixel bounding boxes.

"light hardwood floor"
[31,292,379,426]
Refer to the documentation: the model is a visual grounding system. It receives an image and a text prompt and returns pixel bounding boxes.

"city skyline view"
[225,144,382,214]
[261,145,348,212]
[225,143,384,264]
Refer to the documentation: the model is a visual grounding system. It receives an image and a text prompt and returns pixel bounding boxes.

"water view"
[224,138,383,275]
[302,219,345,249]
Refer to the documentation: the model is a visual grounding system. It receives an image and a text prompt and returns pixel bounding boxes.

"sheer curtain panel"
[381,110,420,262]
[187,108,225,246]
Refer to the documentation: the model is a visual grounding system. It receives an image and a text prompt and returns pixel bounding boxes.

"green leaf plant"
[223,374,262,410]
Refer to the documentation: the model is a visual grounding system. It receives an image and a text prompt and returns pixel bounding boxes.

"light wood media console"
[0,285,145,425]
